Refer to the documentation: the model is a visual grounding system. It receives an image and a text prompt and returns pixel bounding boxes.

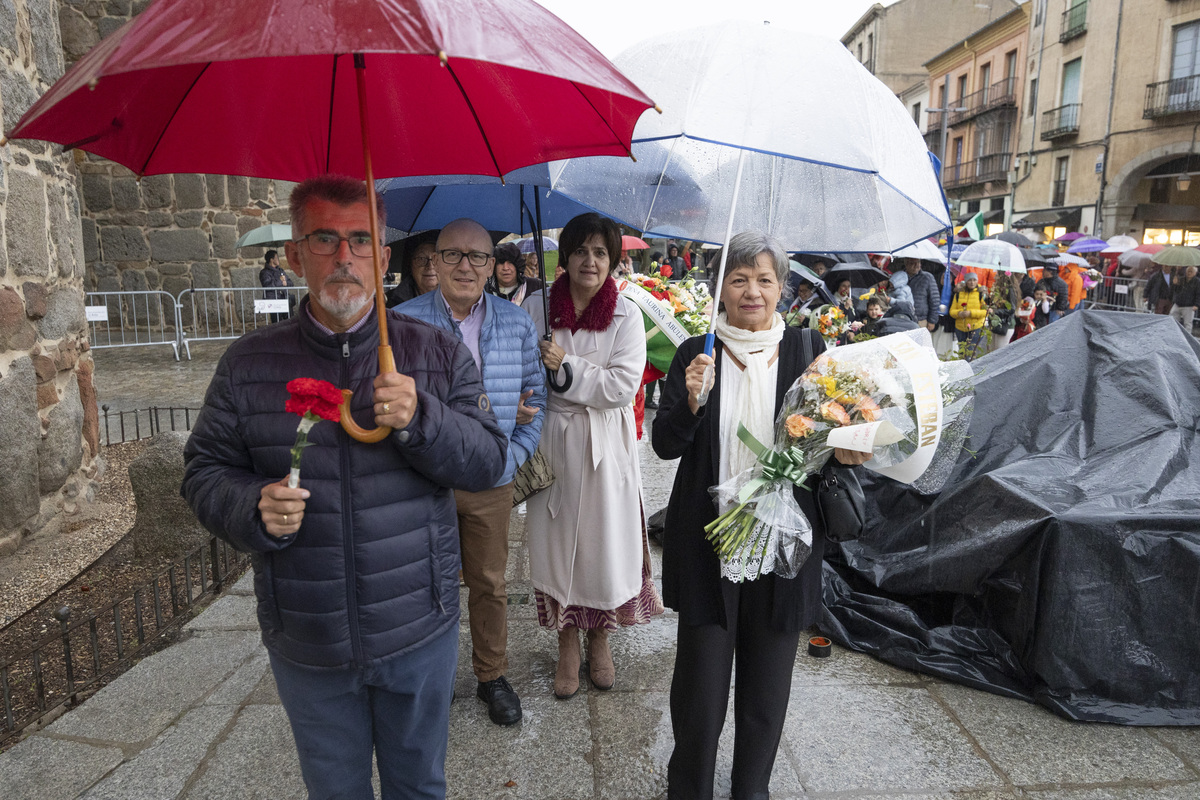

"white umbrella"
[1103,235,1139,253]
[548,22,950,395]
[1117,249,1154,270]
[954,239,1027,273]
[235,223,292,249]
[892,239,948,264]
[1054,253,1090,267]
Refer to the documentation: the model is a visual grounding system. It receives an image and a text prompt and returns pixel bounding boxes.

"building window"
[1149,177,1171,204]
[1172,21,1200,81]
[1061,58,1081,106]
[1005,50,1018,81]
[1052,156,1069,206]
[858,42,863,62]
[1143,227,1200,246]
[1034,0,1045,27]
[938,83,947,110]
[967,200,981,213]
[867,33,873,66]
[912,102,921,125]
[957,74,968,101]
[1028,77,1038,115]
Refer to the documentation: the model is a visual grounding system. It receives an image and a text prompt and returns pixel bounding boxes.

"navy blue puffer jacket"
[182,299,507,668]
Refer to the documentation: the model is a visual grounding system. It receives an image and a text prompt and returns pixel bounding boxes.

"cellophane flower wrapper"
[706,328,974,583]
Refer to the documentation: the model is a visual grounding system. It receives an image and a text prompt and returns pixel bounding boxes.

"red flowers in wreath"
[659,265,673,279]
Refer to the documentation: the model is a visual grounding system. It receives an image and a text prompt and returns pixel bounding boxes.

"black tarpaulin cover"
[820,311,1200,725]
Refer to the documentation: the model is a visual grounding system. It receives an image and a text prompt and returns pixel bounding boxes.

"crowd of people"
[185,175,852,799]
[187,181,1198,799]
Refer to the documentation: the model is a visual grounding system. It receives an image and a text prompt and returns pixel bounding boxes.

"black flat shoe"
[477,676,522,726]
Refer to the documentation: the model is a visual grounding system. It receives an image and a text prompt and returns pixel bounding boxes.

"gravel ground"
[0,441,144,628]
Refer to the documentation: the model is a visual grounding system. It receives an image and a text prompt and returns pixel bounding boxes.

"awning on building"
[1011,207,1082,229]
[1132,203,1200,223]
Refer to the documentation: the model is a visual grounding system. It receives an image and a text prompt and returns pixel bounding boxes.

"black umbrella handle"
[546,358,573,393]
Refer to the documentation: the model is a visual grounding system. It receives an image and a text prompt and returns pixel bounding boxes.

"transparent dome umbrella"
[548,21,950,400]
[954,239,1028,273]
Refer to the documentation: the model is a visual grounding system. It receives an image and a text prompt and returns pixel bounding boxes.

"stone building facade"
[1,0,95,555]
[1,0,290,558]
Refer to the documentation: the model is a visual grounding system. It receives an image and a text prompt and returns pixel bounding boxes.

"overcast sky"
[532,0,882,58]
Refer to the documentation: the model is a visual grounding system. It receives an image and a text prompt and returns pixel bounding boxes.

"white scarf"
[713,311,785,478]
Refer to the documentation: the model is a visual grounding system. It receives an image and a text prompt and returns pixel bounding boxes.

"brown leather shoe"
[586,627,615,690]
[554,627,581,699]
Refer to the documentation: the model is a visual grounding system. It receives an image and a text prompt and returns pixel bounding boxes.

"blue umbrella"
[1066,237,1108,254]
[376,165,592,234]
[515,236,558,254]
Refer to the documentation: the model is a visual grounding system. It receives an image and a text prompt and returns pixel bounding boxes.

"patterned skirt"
[535,522,664,632]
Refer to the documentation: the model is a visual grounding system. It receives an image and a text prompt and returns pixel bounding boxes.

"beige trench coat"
[525,294,647,610]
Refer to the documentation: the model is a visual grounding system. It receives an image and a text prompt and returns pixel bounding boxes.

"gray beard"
[316,282,373,324]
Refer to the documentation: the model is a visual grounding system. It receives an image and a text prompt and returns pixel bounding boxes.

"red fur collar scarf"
[549,275,619,332]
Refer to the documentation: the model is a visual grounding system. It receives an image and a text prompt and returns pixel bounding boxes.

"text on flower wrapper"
[868,333,945,483]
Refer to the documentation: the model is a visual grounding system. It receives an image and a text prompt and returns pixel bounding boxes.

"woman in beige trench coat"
[525,213,664,699]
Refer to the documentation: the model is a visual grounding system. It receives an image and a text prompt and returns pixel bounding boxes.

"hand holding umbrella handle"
[695,333,716,407]
[544,333,574,392]
[339,346,396,443]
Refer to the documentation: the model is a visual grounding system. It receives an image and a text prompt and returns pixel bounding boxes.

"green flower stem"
[288,412,318,489]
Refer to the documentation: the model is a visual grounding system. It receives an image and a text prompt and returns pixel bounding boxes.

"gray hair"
[707,231,789,295]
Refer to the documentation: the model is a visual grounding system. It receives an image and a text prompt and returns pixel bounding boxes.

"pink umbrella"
[5,0,656,440]
[1056,232,1086,242]
[622,235,650,250]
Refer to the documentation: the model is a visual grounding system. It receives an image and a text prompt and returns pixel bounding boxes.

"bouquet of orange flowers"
[706,328,974,582]
[809,303,850,345]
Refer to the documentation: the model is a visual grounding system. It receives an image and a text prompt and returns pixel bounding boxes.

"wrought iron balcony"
[1041,103,1081,140]
[1060,2,1087,43]
[943,159,977,188]
[975,153,1012,184]
[1144,75,1200,118]
[947,77,1020,125]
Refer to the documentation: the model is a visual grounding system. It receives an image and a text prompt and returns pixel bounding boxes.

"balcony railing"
[1041,103,1081,139]
[1060,2,1087,42]
[976,152,1012,184]
[942,153,1012,189]
[948,77,1020,125]
[1144,75,1200,118]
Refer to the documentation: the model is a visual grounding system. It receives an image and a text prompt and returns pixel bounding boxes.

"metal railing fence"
[177,285,309,358]
[0,537,250,747]
[84,290,182,361]
[100,405,204,446]
[1086,276,1151,312]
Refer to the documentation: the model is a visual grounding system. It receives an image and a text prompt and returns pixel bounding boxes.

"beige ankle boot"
[586,627,615,690]
[554,627,581,699]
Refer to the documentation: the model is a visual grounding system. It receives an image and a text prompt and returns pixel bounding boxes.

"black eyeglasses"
[411,256,433,267]
[438,249,493,267]
[296,232,374,257]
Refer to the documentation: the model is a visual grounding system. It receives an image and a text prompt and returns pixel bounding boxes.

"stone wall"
[58,0,291,299]
[1,0,96,555]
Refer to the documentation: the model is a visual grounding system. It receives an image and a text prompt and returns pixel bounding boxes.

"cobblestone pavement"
[4,341,1198,799]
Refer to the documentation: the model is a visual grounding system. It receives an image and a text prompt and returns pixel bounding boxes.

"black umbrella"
[824,262,890,289]
[1018,247,1051,268]
[989,230,1035,248]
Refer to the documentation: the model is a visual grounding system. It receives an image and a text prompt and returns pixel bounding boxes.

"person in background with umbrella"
[1146,263,1175,315]
[397,219,546,728]
[950,272,988,360]
[182,176,508,799]
[664,243,686,276]
[385,233,439,307]
[525,213,663,700]
[1035,264,1070,323]
[1170,265,1198,330]
[900,257,942,332]
[259,249,295,323]
[487,241,543,306]
[651,231,868,800]
[832,277,857,320]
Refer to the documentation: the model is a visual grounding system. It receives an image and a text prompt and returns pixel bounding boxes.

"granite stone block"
[180,705,304,800]
[0,736,123,800]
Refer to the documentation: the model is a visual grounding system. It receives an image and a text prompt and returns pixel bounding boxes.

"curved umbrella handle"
[338,345,395,443]
[547,361,573,393]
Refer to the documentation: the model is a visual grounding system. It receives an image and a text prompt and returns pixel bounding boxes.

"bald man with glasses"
[398,218,546,726]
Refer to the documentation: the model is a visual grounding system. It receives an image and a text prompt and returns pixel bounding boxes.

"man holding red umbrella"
[183,176,508,798]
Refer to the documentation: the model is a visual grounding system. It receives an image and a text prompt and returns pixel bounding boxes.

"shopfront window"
[1143,227,1200,246]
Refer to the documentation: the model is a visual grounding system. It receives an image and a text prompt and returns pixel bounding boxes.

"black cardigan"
[652,327,842,632]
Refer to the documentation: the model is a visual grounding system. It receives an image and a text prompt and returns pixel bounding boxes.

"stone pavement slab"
[179,705,304,800]
[0,736,124,800]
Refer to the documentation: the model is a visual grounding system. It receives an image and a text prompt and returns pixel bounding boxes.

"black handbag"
[816,468,866,542]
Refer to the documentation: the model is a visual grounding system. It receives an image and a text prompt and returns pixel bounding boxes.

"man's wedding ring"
[383,403,390,413]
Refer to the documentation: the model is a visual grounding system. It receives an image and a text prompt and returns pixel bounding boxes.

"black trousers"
[667,577,801,800]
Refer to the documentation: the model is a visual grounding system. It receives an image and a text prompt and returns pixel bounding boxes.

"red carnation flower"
[660,265,673,279]
[284,377,343,488]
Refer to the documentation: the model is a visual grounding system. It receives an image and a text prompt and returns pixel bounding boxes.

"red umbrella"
[622,235,650,250]
[5,0,655,440]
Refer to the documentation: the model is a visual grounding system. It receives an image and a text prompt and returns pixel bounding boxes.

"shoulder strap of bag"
[801,328,814,368]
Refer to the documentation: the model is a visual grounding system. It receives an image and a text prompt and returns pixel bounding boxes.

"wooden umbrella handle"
[340,52,395,444]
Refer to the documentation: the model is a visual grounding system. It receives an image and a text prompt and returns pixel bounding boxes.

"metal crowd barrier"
[84,290,182,361]
[176,285,309,359]
[1085,276,1150,312]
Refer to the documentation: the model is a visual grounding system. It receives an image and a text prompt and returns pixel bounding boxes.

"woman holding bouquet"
[526,212,663,700]
[652,231,868,800]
